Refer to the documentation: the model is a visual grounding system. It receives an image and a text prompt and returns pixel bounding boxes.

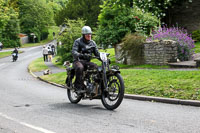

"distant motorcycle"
[65,47,124,110]
[12,53,18,62]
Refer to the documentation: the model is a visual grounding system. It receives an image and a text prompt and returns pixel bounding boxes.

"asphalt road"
[0,46,200,133]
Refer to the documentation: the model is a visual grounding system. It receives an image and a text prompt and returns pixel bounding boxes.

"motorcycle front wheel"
[67,89,82,104]
[101,73,124,110]
[66,77,82,104]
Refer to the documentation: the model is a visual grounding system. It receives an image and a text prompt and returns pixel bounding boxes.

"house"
[19,33,29,44]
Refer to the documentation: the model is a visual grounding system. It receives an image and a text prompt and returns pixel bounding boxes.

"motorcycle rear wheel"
[101,73,124,110]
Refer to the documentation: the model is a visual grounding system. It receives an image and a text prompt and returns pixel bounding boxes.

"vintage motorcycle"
[12,53,18,62]
[65,49,124,110]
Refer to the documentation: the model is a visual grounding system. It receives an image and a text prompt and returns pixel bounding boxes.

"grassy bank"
[0,51,13,58]
[27,39,200,101]
[121,69,200,100]
[0,51,23,58]
[194,42,200,53]
[29,54,200,100]
[37,69,200,100]
[28,57,48,72]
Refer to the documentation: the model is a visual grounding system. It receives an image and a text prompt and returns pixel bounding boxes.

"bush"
[95,3,159,48]
[148,26,195,61]
[120,33,146,65]
[2,38,20,48]
[192,30,200,42]
[57,19,85,63]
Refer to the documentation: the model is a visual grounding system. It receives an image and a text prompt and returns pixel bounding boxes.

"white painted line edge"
[0,112,56,133]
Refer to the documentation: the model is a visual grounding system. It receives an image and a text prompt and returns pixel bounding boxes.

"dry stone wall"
[144,40,178,65]
[115,40,178,65]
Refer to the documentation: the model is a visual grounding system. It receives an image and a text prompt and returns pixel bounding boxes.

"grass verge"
[37,69,200,100]
[0,51,23,58]
[29,48,200,100]
[0,51,13,58]
[194,42,200,53]
[28,57,48,72]
[40,72,67,85]
[52,56,65,69]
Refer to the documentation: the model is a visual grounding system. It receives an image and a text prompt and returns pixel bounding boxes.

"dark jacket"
[72,37,99,62]
[12,49,18,55]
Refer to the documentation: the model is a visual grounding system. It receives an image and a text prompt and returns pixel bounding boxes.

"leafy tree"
[47,1,62,25]
[48,1,62,15]
[0,0,10,35]
[8,0,19,12]
[57,19,85,63]
[95,1,159,48]
[46,0,66,7]
[18,0,54,42]
[55,0,102,27]
[0,0,20,48]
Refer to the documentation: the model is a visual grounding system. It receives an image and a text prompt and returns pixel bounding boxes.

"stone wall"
[115,40,178,65]
[115,43,145,65]
[144,40,177,65]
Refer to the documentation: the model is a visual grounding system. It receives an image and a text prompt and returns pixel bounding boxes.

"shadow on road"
[49,102,116,112]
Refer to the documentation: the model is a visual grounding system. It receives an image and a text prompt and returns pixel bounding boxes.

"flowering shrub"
[147,26,195,61]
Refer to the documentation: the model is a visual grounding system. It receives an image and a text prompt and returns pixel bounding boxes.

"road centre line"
[0,112,56,133]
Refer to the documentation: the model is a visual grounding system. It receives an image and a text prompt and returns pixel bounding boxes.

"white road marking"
[0,112,56,133]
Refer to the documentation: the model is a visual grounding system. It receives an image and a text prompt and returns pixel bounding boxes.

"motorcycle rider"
[12,47,18,61]
[72,26,100,93]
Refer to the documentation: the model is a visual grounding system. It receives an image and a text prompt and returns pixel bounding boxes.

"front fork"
[102,62,108,92]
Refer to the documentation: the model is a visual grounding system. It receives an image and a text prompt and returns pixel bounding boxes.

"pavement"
[28,60,200,107]
[168,53,200,68]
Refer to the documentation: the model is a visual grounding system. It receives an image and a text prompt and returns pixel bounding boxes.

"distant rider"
[12,48,18,61]
[12,48,18,56]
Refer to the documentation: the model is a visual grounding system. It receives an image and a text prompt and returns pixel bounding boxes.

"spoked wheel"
[66,76,82,104]
[101,73,124,110]
[67,89,82,104]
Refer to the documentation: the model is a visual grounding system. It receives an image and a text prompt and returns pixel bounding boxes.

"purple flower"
[147,26,195,61]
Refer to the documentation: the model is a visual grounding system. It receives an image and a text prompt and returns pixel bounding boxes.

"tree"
[0,0,20,48]
[57,19,85,63]
[55,0,102,27]
[47,1,62,24]
[46,0,66,7]
[95,0,159,48]
[0,0,10,35]
[18,0,54,42]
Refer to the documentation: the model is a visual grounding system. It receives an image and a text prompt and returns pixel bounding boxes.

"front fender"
[107,69,120,75]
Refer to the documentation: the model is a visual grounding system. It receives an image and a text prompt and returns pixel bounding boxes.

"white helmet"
[82,26,92,34]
